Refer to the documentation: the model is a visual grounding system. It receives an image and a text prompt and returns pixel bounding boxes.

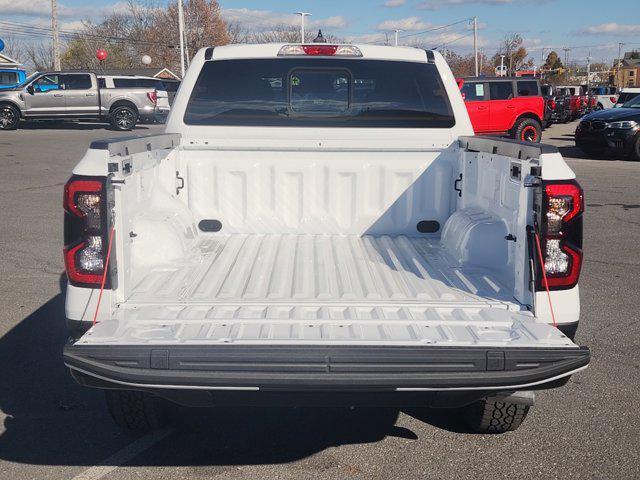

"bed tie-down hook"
[176,171,185,195]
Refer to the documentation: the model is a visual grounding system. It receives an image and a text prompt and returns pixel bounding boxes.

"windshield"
[184,58,455,128]
[18,72,39,87]
[622,94,640,108]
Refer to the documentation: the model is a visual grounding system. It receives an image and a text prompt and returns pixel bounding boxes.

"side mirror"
[26,85,35,95]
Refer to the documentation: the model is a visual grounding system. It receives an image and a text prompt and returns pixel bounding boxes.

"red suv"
[459,77,545,143]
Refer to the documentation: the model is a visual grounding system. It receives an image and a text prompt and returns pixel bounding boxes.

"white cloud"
[419,0,522,9]
[383,0,406,7]
[0,0,131,19]
[222,8,347,32]
[581,23,640,35]
[377,17,435,32]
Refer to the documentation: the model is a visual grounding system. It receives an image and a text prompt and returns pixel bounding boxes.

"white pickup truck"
[62,43,589,434]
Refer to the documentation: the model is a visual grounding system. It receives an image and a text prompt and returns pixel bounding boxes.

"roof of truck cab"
[205,43,434,63]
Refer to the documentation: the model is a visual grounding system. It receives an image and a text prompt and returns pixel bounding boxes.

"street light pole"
[50,0,61,70]
[296,12,312,43]
[616,42,624,89]
[500,54,505,76]
[394,29,401,46]
[178,0,186,77]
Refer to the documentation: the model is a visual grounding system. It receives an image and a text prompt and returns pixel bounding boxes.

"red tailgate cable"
[92,225,116,326]
[533,230,557,327]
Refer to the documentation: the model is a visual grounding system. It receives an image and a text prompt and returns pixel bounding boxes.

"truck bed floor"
[128,235,513,307]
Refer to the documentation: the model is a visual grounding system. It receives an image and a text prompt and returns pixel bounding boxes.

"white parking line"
[71,428,173,480]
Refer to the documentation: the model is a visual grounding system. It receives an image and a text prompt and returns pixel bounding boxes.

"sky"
[2,0,640,66]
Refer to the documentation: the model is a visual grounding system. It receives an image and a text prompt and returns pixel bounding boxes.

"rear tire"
[513,117,542,143]
[109,105,138,131]
[0,104,20,130]
[462,396,530,434]
[105,390,166,432]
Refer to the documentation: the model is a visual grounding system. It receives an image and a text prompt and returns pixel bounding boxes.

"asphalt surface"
[0,119,638,480]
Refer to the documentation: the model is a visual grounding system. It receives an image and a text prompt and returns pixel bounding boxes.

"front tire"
[513,117,542,143]
[0,104,20,130]
[109,105,138,131]
[462,396,530,433]
[632,134,640,161]
[105,390,166,432]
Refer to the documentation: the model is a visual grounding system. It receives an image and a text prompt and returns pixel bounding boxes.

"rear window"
[184,59,455,128]
[517,80,539,96]
[112,78,164,89]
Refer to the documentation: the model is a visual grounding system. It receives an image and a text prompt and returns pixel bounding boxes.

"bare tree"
[24,41,55,71]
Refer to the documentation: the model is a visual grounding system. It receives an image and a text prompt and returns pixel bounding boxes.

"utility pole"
[616,42,624,89]
[479,48,483,74]
[394,29,401,47]
[500,54,505,76]
[472,17,478,76]
[296,12,312,43]
[50,0,61,70]
[178,0,186,77]
[586,51,592,91]
[563,47,570,82]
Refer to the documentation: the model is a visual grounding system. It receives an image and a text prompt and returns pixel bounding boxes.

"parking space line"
[70,428,173,480]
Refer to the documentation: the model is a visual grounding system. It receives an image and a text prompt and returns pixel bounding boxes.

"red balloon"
[96,49,108,61]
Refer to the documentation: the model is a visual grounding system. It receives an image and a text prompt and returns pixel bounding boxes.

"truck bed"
[128,234,513,307]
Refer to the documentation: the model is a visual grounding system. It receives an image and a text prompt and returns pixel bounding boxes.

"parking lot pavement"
[0,121,639,480]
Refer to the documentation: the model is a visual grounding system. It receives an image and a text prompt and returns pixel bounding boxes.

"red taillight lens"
[64,176,110,288]
[147,91,158,105]
[302,45,339,56]
[610,96,618,103]
[547,99,557,110]
[537,181,584,290]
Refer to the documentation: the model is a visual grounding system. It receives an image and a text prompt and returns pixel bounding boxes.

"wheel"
[105,390,166,432]
[632,134,640,161]
[462,396,530,433]
[109,105,138,131]
[513,117,542,143]
[0,104,20,130]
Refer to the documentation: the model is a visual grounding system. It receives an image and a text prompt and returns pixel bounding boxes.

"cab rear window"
[184,58,455,128]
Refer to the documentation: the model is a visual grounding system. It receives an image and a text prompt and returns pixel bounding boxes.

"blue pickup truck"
[0,68,27,90]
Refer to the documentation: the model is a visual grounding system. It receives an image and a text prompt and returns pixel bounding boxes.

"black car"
[541,84,571,126]
[575,93,640,159]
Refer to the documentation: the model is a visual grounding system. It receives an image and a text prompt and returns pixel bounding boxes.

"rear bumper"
[64,344,590,393]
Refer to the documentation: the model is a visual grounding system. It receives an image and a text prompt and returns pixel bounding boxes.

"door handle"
[507,105,515,109]
[477,105,487,110]
[86,93,96,96]
[53,93,63,97]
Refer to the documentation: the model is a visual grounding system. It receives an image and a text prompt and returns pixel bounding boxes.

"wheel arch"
[0,100,23,117]
[108,100,138,115]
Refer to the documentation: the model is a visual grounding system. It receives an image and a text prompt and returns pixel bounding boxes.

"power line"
[399,18,472,39]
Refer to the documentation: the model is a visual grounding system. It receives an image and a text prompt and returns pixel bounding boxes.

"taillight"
[64,176,110,288]
[537,180,584,290]
[610,96,618,103]
[278,44,363,57]
[547,99,557,110]
[147,90,157,105]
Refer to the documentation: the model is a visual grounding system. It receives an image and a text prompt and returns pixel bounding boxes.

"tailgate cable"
[533,228,558,328]
[92,225,116,326]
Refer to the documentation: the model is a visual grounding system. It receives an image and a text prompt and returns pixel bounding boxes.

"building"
[613,51,640,88]
[90,67,181,80]
[0,53,23,69]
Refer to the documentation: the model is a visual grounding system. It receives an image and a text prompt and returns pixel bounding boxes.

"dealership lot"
[0,121,639,479]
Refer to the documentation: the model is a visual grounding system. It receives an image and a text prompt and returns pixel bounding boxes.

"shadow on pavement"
[0,274,464,467]
[20,121,151,131]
